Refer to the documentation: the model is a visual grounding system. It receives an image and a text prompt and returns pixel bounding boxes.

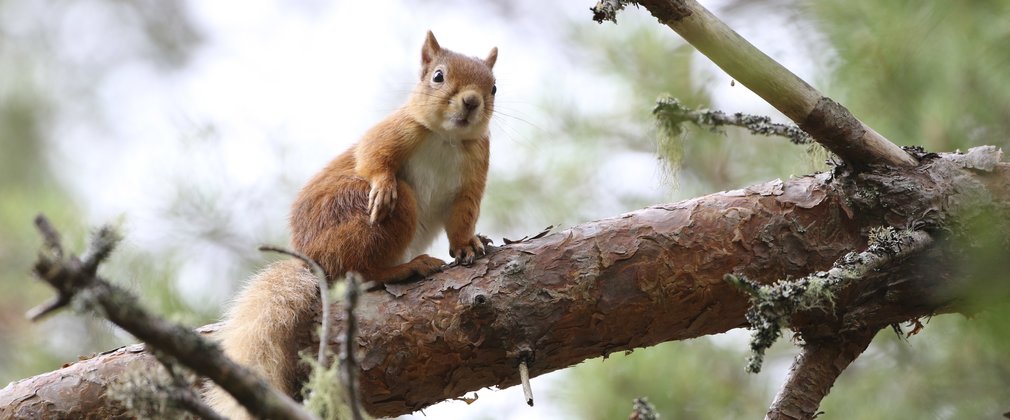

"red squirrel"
[205,31,497,418]
[290,30,496,281]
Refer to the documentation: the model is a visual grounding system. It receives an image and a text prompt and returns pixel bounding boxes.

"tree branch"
[765,329,878,420]
[3,153,1006,418]
[25,215,316,420]
[592,0,916,168]
[654,97,813,145]
[342,273,365,420]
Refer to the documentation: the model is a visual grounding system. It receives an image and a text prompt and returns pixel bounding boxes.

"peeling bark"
[1,344,146,419]
[342,174,864,416]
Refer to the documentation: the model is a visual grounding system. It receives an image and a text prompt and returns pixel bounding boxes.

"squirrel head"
[408,31,497,140]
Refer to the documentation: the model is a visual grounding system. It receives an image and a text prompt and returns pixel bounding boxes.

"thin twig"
[654,97,813,145]
[344,273,364,420]
[34,214,63,258]
[518,360,533,407]
[258,245,330,366]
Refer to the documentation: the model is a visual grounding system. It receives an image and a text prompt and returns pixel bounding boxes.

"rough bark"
[340,151,1007,416]
[343,174,861,416]
[2,151,1006,418]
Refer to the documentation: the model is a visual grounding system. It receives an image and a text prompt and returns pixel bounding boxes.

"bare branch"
[518,360,533,406]
[153,352,226,420]
[27,215,316,420]
[654,97,813,145]
[343,273,364,420]
[34,213,63,258]
[592,0,916,168]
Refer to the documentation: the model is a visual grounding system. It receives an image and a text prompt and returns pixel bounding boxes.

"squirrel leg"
[294,177,445,284]
[354,178,446,284]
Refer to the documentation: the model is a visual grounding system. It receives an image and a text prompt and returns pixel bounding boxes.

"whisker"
[491,108,544,132]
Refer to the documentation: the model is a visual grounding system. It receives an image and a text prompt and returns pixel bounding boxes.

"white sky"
[42,1,827,417]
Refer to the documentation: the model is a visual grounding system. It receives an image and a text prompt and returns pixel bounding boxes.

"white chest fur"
[400,133,463,259]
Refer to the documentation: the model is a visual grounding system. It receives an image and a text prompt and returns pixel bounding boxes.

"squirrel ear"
[422,30,441,67]
[484,47,498,69]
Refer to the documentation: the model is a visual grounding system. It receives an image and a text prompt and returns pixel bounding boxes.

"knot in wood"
[472,293,489,307]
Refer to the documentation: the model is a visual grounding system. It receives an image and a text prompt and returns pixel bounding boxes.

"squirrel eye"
[491,85,497,95]
[432,70,444,83]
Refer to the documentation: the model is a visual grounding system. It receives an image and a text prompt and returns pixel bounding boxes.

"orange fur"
[207,31,497,418]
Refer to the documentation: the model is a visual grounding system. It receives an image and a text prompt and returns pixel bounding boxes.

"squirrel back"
[206,31,497,418]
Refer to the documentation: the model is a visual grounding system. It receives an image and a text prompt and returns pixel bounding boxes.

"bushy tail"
[204,259,320,419]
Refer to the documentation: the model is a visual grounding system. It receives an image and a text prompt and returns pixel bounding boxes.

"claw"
[451,235,491,266]
[367,176,398,224]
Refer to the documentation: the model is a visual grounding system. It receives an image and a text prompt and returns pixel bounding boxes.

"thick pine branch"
[1,152,1006,418]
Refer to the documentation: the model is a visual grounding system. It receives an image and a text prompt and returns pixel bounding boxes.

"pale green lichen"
[653,97,813,145]
[726,273,839,374]
[300,350,360,420]
[727,226,927,373]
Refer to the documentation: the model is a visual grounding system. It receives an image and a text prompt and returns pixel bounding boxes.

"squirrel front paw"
[367,175,398,224]
[450,235,490,266]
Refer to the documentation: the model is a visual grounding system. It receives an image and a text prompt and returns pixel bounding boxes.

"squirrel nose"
[462,94,481,111]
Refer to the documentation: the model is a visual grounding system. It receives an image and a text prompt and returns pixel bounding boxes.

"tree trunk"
[3,150,1006,418]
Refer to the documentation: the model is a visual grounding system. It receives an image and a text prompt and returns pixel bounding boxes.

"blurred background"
[2,0,1009,418]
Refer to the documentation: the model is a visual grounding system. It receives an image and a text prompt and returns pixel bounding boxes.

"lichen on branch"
[726,227,933,373]
[654,97,813,145]
[590,0,638,24]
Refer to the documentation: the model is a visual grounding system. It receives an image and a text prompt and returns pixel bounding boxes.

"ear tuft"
[422,30,441,67]
[485,47,498,69]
